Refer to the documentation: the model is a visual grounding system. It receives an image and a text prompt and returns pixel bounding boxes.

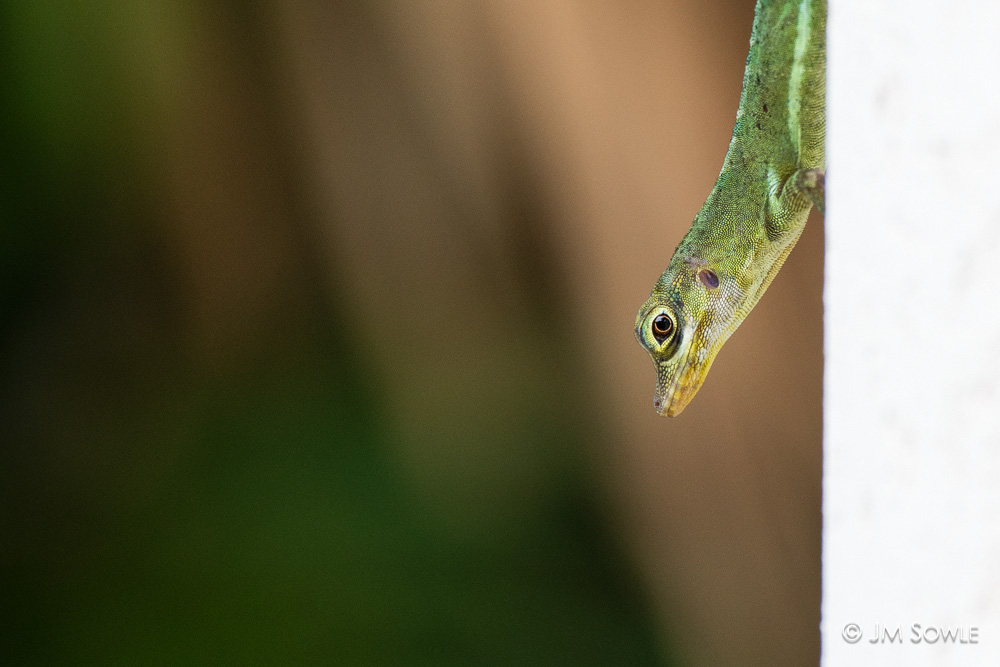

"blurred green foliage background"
[1,1,821,665]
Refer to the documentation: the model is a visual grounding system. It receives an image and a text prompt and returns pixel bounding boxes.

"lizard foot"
[793,168,825,215]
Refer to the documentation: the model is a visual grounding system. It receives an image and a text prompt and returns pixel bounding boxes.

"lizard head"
[634,258,744,417]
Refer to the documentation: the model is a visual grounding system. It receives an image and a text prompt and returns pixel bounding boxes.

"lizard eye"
[651,314,674,344]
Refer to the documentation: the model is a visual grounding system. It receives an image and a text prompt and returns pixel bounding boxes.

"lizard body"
[635,0,825,417]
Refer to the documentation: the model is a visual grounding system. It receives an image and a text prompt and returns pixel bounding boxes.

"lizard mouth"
[653,342,720,417]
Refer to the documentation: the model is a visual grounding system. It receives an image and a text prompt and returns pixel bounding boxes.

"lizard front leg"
[766,166,825,239]
[792,167,825,214]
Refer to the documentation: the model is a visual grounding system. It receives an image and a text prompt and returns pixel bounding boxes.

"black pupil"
[652,315,673,340]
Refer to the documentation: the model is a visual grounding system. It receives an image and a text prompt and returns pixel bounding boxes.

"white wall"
[823,1,1000,664]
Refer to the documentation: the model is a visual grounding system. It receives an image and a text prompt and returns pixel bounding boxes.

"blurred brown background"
[0,0,822,665]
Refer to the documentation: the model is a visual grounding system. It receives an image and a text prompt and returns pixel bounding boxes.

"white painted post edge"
[823,1,1000,665]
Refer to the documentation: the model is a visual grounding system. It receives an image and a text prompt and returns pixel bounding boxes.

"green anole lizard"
[635,0,825,417]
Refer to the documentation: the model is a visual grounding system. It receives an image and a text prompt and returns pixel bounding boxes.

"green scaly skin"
[635,0,826,417]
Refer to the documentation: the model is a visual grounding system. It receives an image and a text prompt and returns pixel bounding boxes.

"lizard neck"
[671,0,825,304]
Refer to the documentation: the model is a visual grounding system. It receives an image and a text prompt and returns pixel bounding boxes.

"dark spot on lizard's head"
[755,74,760,85]
[755,121,761,130]
[762,103,768,112]
[698,268,720,289]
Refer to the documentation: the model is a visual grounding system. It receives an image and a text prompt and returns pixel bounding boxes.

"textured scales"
[635,0,826,417]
